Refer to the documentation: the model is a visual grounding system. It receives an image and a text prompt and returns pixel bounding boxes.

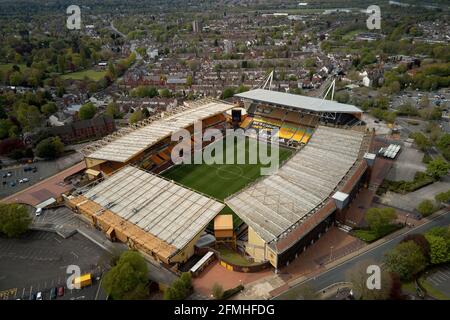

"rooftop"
[82,166,225,254]
[85,99,233,163]
[226,126,365,245]
[235,89,362,114]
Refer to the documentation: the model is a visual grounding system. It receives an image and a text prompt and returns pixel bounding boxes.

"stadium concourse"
[63,90,377,273]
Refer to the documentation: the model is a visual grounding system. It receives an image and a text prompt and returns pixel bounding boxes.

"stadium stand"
[67,166,224,265]
[226,126,367,268]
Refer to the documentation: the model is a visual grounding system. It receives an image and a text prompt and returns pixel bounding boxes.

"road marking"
[437,271,449,279]
[71,251,79,259]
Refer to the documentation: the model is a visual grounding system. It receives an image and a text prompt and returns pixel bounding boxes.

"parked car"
[32,167,38,173]
[10,181,16,187]
[50,288,57,300]
[36,292,42,300]
[2,173,7,178]
[30,293,37,300]
[57,286,64,297]
[19,178,29,183]
[35,208,42,217]
[6,172,12,177]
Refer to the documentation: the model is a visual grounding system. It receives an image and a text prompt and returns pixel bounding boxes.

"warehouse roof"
[83,166,225,253]
[235,89,362,113]
[86,100,233,163]
[226,126,365,244]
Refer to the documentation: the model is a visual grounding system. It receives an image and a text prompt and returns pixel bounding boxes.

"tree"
[401,234,430,259]
[212,283,224,300]
[129,109,145,124]
[79,102,96,120]
[0,204,31,237]
[426,158,450,180]
[416,199,436,217]
[15,103,42,131]
[105,102,122,119]
[346,260,393,300]
[163,272,193,300]
[425,234,449,265]
[159,88,172,98]
[36,137,64,159]
[102,250,149,300]
[221,87,235,99]
[41,103,58,115]
[385,241,428,281]
[435,189,450,204]
[365,207,397,234]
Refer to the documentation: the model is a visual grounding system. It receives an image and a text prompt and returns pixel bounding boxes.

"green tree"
[102,251,149,300]
[212,283,224,300]
[385,241,428,281]
[163,272,192,300]
[0,204,31,237]
[79,102,96,120]
[15,103,42,131]
[129,109,145,124]
[41,103,58,115]
[365,207,397,234]
[425,234,449,265]
[426,158,450,180]
[435,189,450,204]
[159,88,172,98]
[221,87,235,99]
[105,102,122,119]
[36,137,64,159]
[416,199,437,217]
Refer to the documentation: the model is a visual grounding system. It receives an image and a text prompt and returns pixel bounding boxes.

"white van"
[35,208,42,216]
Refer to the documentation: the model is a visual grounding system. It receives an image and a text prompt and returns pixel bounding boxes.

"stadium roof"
[235,89,362,113]
[83,166,225,254]
[226,126,365,245]
[86,100,233,163]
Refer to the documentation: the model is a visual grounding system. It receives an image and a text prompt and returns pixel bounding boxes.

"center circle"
[216,166,244,180]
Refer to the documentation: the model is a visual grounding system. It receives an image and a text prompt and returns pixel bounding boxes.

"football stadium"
[66,89,375,271]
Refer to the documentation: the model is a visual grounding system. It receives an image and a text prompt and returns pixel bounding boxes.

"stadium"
[66,88,375,271]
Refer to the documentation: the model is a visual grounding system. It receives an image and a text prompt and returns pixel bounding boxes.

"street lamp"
[404,214,410,227]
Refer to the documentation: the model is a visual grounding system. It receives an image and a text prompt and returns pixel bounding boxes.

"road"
[274,209,450,299]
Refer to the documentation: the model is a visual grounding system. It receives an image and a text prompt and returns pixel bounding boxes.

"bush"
[222,284,244,300]
[417,199,438,217]
[212,283,224,300]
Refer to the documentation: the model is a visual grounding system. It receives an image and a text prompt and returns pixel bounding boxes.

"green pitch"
[161,137,294,201]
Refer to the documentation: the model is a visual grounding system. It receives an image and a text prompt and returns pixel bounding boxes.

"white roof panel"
[87,100,232,163]
[235,89,362,113]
